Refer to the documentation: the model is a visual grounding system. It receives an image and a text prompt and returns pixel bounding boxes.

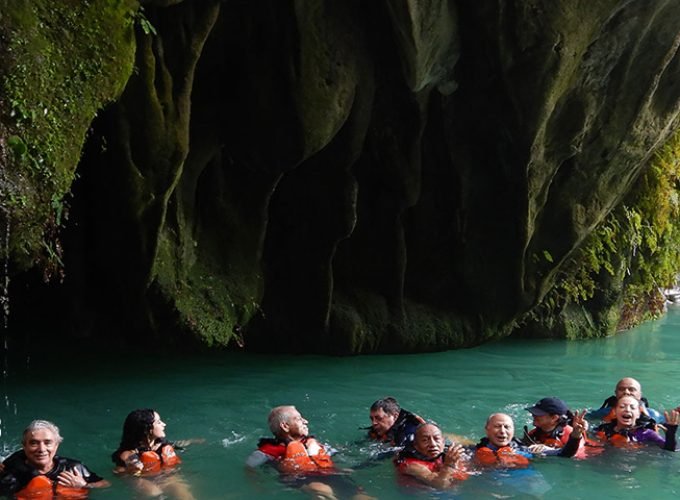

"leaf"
[7,135,27,156]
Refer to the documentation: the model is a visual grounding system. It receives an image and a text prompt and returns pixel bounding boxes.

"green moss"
[0,0,137,270]
[152,229,263,348]
[328,291,487,353]
[531,127,680,336]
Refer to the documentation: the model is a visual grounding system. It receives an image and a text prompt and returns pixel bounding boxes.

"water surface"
[2,306,680,499]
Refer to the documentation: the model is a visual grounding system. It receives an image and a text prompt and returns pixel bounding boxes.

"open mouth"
[619,412,634,423]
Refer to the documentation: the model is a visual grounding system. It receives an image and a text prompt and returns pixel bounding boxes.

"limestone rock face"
[3,0,680,353]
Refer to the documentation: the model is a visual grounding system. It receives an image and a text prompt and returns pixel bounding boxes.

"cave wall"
[3,0,680,353]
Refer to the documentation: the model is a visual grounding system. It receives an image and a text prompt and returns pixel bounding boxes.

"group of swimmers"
[0,377,677,499]
[247,377,680,499]
[0,409,199,499]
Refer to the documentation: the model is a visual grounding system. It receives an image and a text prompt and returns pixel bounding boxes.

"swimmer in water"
[475,412,581,468]
[0,419,109,498]
[112,409,198,499]
[522,397,588,455]
[394,422,468,490]
[594,396,679,450]
[247,405,374,500]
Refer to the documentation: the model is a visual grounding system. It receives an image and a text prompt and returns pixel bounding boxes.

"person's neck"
[34,462,54,474]
[614,422,634,432]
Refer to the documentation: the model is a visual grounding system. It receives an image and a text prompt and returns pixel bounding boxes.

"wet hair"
[22,420,63,445]
[370,397,400,416]
[268,406,297,436]
[111,408,157,463]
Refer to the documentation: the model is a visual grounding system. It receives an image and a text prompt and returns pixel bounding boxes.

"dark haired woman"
[112,409,197,499]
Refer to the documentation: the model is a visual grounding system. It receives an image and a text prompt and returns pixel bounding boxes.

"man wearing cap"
[522,397,587,455]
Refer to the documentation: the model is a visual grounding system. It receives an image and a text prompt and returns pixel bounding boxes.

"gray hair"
[268,406,297,436]
[22,420,63,444]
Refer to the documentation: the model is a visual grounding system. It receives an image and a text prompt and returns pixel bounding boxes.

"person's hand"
[124,455,144,474]
[527,444,552,454]
[443,444,465,469]
[57,468,87,488]
[305,438,321,456]
[571,409,588,438]
[664,409,680,426]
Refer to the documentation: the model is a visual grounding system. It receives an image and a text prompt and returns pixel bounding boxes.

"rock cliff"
[2,0,680,353]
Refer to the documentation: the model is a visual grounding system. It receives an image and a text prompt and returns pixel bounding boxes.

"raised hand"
[571,409,588,438]
[443,444,465,469]
[664,408,680,426]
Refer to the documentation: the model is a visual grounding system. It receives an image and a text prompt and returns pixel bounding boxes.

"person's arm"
[172,438,206,449]
[245,450,272,469]
[0,469,18,496]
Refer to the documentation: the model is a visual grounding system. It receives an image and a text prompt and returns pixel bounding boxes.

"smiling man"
[0,420,109,498]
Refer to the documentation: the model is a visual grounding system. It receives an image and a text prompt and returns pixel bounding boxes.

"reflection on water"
[2,307,680,498]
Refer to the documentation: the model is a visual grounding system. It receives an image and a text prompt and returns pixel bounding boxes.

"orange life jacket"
[278,439,335,473]
[525,425,572,448]
[595,429,643,449]
[15,474,89,500]
[137,444,181,475]
[475,445,531,468]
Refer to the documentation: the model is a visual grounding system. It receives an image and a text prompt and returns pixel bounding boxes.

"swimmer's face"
[370,408,398,436]
[486,414,514,447]
[615,378,641,400]
[283,408,309,439]
[150,412,166,440]
[532,413,560,432]
[23,428,59,473]
[615,396,640,428]
[413,424,444,459]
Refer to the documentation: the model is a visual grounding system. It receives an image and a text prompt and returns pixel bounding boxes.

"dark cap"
[525,397,568,417]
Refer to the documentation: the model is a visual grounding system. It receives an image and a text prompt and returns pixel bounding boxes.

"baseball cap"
[525,397,569,416]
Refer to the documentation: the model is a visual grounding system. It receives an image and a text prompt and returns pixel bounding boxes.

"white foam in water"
[222,431,246,448]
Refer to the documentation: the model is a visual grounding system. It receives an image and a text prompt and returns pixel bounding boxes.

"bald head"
[615,378,641,400]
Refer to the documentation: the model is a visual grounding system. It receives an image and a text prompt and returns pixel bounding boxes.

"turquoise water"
[2,306,680,499]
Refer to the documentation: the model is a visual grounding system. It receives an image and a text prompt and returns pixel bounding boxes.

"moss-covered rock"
[0,0,137,271]
[4,0,680,353]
